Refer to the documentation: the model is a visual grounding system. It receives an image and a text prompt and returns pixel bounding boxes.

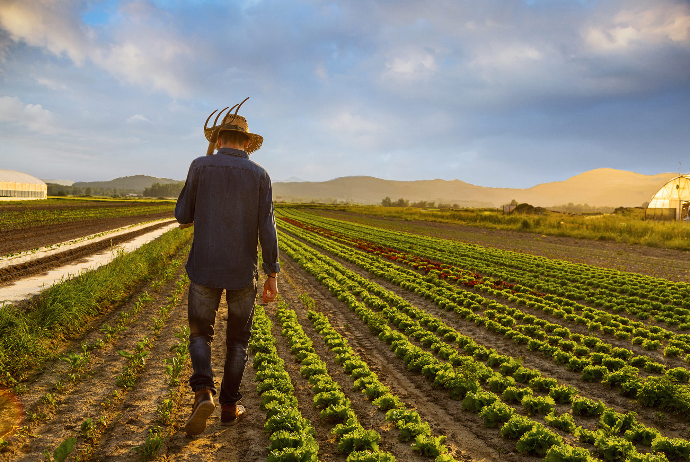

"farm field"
[0,220,177,287]
[270,208,690,461]
[0,198,175,257]
[306,208,690,283]
[1,206,690,461]
[295,204,690,253]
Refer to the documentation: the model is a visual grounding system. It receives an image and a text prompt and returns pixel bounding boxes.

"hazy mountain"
[272,168,677,208]
[73,175,183,191]
[42,179,74,186]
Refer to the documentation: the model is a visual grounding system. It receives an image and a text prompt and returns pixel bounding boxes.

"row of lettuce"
[276,227,690,461]
[277,214,690,379]
[277,218,690,416]
[278,209,690,339]
[250,296,460,462]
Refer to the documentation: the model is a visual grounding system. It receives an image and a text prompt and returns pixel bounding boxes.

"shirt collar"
[217,147,248,158]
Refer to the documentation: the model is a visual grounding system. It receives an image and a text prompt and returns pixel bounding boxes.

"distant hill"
[42,179,74,186]
[272,168,677,208]
[73,175,183,191]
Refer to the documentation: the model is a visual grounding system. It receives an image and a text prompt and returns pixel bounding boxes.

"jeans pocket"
[190,282,218,299]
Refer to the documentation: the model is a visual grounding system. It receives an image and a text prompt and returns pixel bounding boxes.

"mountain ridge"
[67,168,679,207]
[272,168,678,207]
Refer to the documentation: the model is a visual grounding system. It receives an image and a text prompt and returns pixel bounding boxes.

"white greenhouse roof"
[0,169,46,185]
[648,174,690,209]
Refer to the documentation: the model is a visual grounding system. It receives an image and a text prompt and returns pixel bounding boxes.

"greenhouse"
[0,169,47,200]
[646,174,690,221]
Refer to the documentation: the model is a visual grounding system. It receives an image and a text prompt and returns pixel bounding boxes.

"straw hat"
[203,97,263,155]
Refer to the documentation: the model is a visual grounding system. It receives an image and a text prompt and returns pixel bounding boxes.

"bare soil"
[0,220,176,286]
[0,211,174,257]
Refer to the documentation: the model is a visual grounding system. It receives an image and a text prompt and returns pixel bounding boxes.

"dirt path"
[161,292,269,462]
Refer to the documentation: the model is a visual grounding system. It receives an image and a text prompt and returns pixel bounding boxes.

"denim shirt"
[175,148,280,290]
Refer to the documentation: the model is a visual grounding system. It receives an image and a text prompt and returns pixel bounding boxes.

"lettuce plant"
[549,384,578,404]
[545,412,576,433]
[500,414,536,439]
[544,443,597,462]
[516,425,562,456]
[571,396,605,417]
[478,401,515,428]
[521,395,555,415]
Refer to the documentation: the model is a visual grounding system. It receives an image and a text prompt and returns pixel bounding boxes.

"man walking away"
[175,99,279,436]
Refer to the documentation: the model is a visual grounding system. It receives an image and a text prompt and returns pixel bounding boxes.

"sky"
[0,0,689,188]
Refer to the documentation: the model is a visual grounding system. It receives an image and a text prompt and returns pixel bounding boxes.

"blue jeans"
[187,280,257,405]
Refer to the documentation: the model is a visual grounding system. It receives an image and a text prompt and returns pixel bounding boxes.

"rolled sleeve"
[175,162,197,224]
[258,173,280,275]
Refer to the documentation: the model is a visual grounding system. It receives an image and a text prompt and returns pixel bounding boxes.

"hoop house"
[0,169,47,200]
[646,175,690,221]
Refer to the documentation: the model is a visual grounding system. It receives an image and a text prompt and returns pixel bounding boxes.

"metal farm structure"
[0,169,47,200]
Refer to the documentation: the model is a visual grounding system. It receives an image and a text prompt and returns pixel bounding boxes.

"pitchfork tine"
[213,107,230,128]
[227,97,249,125]
[204,109,218,131]
[221,104,241,125]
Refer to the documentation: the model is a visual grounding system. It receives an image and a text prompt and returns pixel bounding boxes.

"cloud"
[126,114,151,123]
[0,95,57,134]
[384,50,437,80]
[92,34,193,97]
[0,0,93,65]
[0,0,194,97]
[585,3,690,51]
[35,77,67,90]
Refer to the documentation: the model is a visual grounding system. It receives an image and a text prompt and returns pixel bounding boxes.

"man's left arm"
[258,172,279,302]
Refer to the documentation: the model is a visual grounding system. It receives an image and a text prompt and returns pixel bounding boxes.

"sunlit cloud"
[0,0,93,65]
[586,3,690,51]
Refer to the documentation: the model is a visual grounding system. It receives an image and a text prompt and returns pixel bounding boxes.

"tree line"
[47,184,137,197]
[46,182,183,198]
[381,197,461,209]
[142,182,184,198]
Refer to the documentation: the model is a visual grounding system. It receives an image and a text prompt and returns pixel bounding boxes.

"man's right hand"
[262,275,278,303]
[179,222,194,229]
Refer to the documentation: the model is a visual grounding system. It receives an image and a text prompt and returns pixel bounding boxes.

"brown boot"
[184,387,215,435]
[220,403,246,426]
